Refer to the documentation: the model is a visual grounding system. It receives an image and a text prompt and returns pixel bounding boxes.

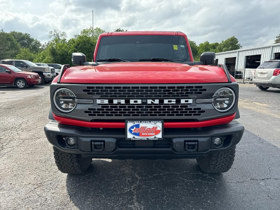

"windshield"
[7,65,22,72]
[24,60,37,67]
[48,64,61,69]
[96,35,191,63]
[257,61,280,69]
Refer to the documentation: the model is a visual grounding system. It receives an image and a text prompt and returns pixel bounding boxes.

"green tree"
[71,27,105,61]
[34,30,71,64]
[188,40,199,61]
[10,31,41,53]
[69,35,95,62]
[34,27,106,64]
[16,48,36,61]
[198,41,211,56]
[34,49,53,63]
[93,27,105,42]
[217,36,241,52]
[49,30,67,41]
[0,31,20,60]
[197,41,220,56]
[275,34,280,44]
[80,27,105,43]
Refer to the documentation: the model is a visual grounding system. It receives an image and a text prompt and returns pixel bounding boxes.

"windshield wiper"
[96,58,128,62]
[138,58,174,62]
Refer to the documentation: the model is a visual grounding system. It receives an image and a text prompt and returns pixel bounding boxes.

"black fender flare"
[48,108,55,120]
[235,108,240,119]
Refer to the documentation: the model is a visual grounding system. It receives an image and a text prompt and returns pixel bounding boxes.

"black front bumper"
[44,120,244,159]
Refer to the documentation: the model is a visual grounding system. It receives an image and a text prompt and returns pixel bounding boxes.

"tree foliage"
[69,35,95,62]
[16,48,36,61]
[0,31,20,60]
[217,36,241,52]
[190,36,241,61]
[10,31,41,53]
[0,28,243,63]
[188,40,199,60]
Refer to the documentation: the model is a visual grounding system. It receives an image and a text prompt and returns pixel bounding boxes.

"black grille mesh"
[83,85,206,98]
[85,104,205,118]
[81,85,207,120]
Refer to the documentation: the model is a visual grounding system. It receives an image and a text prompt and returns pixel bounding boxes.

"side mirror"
[5,69,11,74]
[200,52,215,65]
[72,52,87,66]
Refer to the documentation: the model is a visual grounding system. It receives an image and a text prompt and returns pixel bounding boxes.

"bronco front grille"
[82,85,207,98]
[85,105,205,118]
[80,84,208,120]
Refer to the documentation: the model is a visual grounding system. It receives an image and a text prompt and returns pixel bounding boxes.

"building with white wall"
[215,44,280,79]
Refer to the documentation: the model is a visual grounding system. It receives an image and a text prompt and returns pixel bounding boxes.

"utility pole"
[92,10,94,38]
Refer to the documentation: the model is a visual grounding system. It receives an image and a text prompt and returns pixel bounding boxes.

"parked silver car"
[253,60,280,90]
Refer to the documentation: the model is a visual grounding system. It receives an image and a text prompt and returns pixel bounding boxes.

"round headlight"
[53,88,77,113]
[212,88,235,112]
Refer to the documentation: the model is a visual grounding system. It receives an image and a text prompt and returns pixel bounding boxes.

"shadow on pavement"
[0,84,47,91]
[66,159,233,209]
[66,131,280,209]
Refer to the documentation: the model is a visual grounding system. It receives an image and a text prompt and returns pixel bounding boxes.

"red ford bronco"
[44,31,244,174]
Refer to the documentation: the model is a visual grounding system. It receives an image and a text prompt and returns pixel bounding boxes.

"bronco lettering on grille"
[96,99,193,105]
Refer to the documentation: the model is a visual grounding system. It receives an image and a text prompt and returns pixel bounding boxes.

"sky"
[0,0,279,48]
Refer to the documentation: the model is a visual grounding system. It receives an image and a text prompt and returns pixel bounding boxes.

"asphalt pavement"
[0,83,279,210]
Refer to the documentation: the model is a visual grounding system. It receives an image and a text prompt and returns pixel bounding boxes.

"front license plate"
[126,121,163,140]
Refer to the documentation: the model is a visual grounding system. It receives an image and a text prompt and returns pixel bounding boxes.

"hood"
[16,71,38,76]
[31,66,50,72]
[58,62,231,84]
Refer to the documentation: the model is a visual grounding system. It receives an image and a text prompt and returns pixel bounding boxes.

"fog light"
[63,137,76,146]
[213,137,222,146]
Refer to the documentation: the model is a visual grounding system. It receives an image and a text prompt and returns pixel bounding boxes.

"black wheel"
[53,147,92,174]
[15,78,27,89]
[196,146,236,174]
[38,73,45,85]
[257,85,269,91]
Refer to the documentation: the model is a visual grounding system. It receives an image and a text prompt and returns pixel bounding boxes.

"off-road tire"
[15,78,27,89]
[53,147,92,174]
[257,85,269,91]
[196,146,236,174]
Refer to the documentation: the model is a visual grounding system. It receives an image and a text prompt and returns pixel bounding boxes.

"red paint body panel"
[58,63,230,84]
[53,114,236,129]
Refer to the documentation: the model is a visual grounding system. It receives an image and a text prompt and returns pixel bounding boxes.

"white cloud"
[0,0,279,47]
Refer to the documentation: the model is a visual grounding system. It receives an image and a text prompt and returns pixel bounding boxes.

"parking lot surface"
[0,84,280,210]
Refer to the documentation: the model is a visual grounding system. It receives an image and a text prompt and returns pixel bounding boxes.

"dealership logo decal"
[128,124,161,137]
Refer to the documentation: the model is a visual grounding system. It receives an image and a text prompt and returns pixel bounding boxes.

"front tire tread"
[53,147,92,175]
[196,146,236,174]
